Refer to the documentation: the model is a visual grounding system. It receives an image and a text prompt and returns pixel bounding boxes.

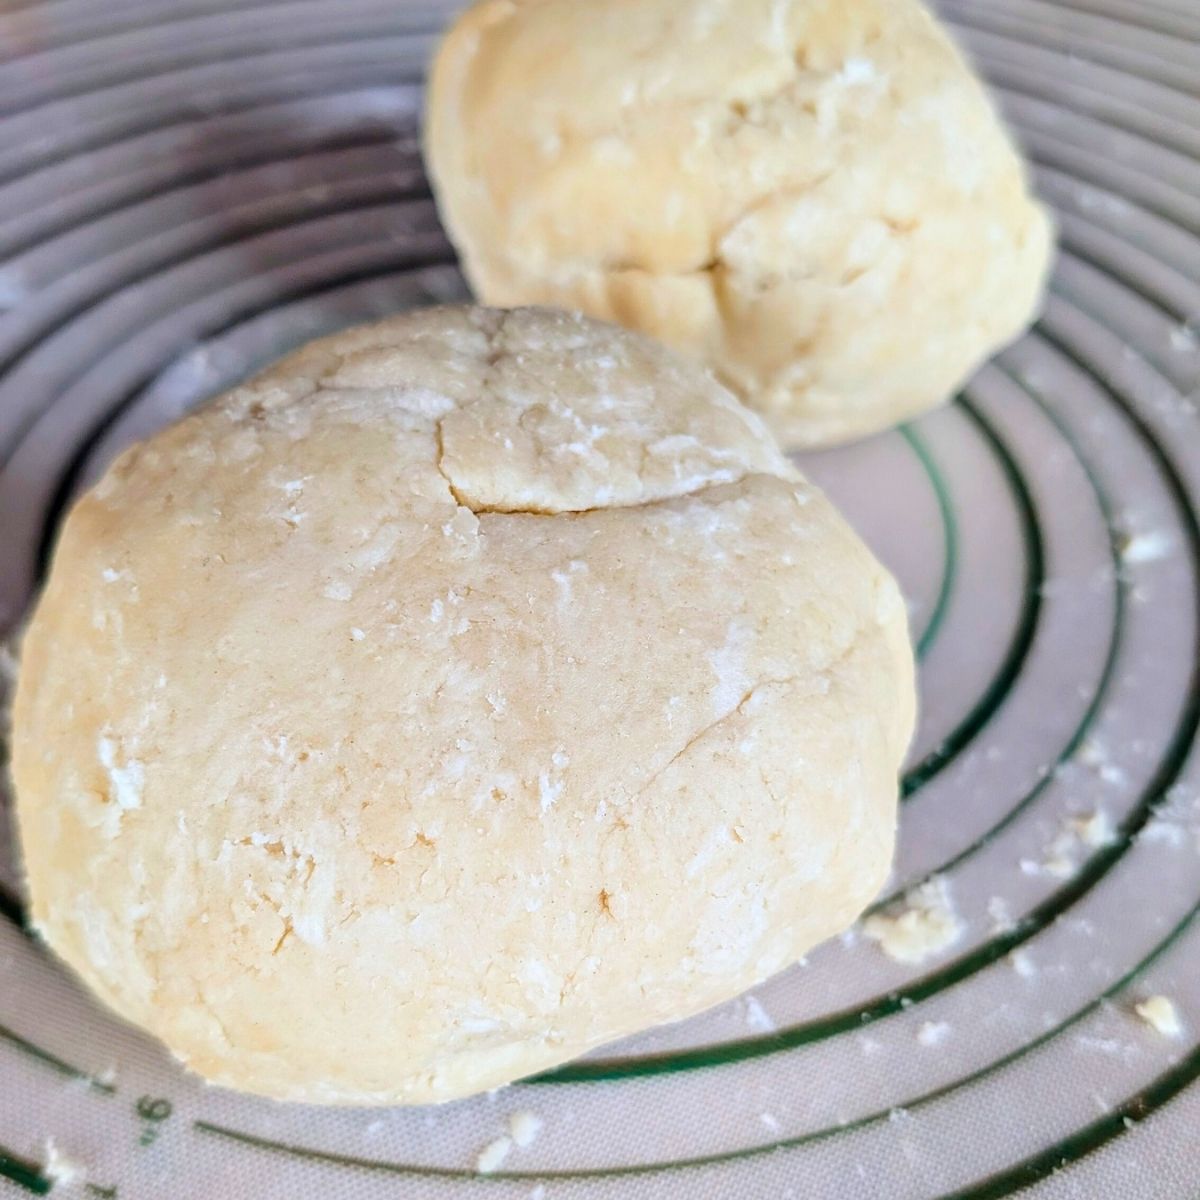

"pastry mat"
[0,0,1198,1196]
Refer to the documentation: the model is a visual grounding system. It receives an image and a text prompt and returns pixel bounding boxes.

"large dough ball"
[13,307,914,1105]
[425,0,1053,448]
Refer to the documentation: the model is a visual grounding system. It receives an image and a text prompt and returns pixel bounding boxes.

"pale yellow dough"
[13,307,914,1105]
[425,0,1053,448]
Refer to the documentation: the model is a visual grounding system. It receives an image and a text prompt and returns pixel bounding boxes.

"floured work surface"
[0,0,1198,1196]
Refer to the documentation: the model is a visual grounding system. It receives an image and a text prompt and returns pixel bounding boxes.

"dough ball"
[425,0,1053,448]
[13,306,914,1105]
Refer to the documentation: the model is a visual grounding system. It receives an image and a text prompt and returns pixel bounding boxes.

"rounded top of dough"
[13,306,914,1104]
[425,0,1053,447]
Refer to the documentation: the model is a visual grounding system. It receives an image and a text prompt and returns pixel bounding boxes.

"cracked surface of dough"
[13,306,915,1104]
[425,0,1053,448]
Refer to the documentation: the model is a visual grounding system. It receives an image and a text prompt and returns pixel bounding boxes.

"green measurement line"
[193,882,1200,1185]
[870,370,1125,913]
[900,424,959,662]
[545,297,1188,1083]
[543,363,1196,1078]
[539,381,1093,1083]
[937,1037,1200,1199]
[901,397,1045,799]
[0,1147,50,1196]
[933,308,1200,1197]
[0,1022,116,1095]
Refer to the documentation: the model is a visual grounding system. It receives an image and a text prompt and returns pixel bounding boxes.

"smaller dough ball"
[425,0,1053,448]
[13,306,915,1105]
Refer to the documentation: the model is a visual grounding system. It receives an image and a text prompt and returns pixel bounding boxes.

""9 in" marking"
[136,1096,173,1147]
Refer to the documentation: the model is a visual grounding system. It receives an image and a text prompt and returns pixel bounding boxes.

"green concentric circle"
[0,2,1197,1197]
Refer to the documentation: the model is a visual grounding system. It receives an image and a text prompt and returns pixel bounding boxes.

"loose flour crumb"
[1041,854,1074,879]
[1010,948,1037,978]
[1139,816,1186,847]
[476,1136,513,1174]
[742,994,777,1032]
[1078,737,1127,786]
[509,1111,543,1149]
[1025,810,1114,879]
[43,1138,84,1186]
[917,1021,951,1046]
[1134,995,1183,1038]
[1119,530,1173,565]
[862,877,964,964]
[987,895,1015,934]
[1070,810,1115,848]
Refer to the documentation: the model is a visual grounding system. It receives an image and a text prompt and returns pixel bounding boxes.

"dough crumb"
[759,1112,781,1133]
[1134,995,1183,1038]
[742,994,777,1033]
[508,1110,543,1148]
[917,1021,951,1047]
[43,1138,85,1186]
[1025,809,1115,879]
[1139,816,1186,848]
[1070,810,1115,848]
[987,895,1014,934]
[1009,949,1037,978]
[1118,529,1173,566]
[1078,737,1127,786]
[1040,854,1074,879]
[862,877,963,964]
[476,1136,513,1174]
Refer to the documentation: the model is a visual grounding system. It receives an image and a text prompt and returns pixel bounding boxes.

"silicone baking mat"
[1,0,1199,1196]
